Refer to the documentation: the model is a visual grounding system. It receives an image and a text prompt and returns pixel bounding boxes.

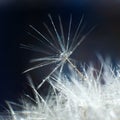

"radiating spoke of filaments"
[43,23,60,51]
[70,26,96,54]
[37,61,64,89]
[66,58,85,79]
[20,44,51,55]
[26,31,58,53]
[58,15,65,49]
[48,14,65,52]
[66,14,72,51]
[23,60,59,74]
[30,57,59,63]
[69,15,84,51]
[5,101,17,120]
[29,25,60,53]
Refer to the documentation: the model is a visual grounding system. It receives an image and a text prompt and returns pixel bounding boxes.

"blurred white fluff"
[4,59,120,120]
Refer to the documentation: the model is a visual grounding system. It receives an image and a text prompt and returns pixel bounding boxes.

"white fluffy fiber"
[4,59,120,120]
[2,15,120,120]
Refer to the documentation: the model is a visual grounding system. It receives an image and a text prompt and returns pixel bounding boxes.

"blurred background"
[0,0,120,112]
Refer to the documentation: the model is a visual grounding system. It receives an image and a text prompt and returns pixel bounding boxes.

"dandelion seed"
[22,14,94,89]
[2,14,120,120]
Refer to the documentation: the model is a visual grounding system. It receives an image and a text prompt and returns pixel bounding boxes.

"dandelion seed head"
[59,51,72,61]
[3,14,120,120]
[4,61,120,120]
[22,14,90,88]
